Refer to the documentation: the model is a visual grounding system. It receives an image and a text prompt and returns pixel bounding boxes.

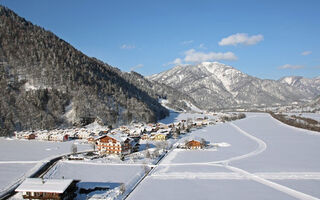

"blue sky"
[1,0,320,79]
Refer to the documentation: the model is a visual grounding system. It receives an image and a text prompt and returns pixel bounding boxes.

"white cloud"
[181,40,194,45]
[301,51,312,56]
[130,64,143,71]
[199,43,206,49]
[166,49,237,67]
[184,49,237,63]
[172,58,183,65]
[165,58,188,66]
[120,44,135,49]
[218,33,264,46]
[278,64,304,69]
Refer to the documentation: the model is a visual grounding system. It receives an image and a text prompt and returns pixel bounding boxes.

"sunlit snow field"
[2,112,320,200]
[0,138,91,193]
[128,112,320,200]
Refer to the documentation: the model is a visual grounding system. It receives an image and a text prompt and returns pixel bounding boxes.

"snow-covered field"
[274,180,320,198]
[43,161,146,200]
[0,163,36,193]
[161,123,257,164]
[232,113,320,172]
[0,138,92,161]
[5,112,320,199]
[128,178,296,200]
[127,112,320,200]
[159,110,218,124]
[0,138,92,194]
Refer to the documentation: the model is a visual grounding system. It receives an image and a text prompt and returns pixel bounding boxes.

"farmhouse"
[96,134,139,155]
[48,134,69,142]
[15,178,78,200]
[184,138,208,149]
[24,133,36,140]
[141,133,150,140]
[152,133,167,141]
[185,140,202,149]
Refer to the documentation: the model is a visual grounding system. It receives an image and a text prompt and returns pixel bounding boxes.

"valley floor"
[4,112,320,200]
[0,139,92,197]
[127,113,320,200]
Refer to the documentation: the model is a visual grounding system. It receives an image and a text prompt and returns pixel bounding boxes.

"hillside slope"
[279,76,320,96]
[0,6,168,136]
[122,71,201,112]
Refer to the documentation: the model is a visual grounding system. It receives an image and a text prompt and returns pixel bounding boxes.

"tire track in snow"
[132,118,320,200]
[226,165,319,200]
[221,122,319,200]
[150,172,320,180]
[158,122,267,166]
[220,122,267,165]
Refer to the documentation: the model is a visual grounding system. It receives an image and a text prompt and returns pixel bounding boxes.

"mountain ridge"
[149,62,319,110]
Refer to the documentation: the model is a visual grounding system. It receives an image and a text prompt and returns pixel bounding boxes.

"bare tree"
[142,162,150,174]
[156,141,168,150]
[200,138,207,148]
[145,150,151,158]
[71,143,77,155]
[152,149,160,158]
[120,183,126,194]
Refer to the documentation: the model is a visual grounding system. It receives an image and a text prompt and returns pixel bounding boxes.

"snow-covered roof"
[15,178,74,193]
[108,134,131,142]
[96,133,131,142]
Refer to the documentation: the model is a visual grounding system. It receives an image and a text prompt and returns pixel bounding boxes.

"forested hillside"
[0,6,168,136]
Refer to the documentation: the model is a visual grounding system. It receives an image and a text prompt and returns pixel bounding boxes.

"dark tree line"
[269,112,320,132]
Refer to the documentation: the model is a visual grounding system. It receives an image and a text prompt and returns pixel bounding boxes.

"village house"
[185,140,202,149]
[48,134,69,142]
[37,133,50,141]
[96,134,139,155]
[151,133,166,141]
[24,133,36,140]
[150,128,171,141]
[98,130,109,136]
[15,131,35,140]
[15,178,78,200]
[184,138,208,149]
[141,133,150,140]
[87,135,96,144]
[128,127,145,138]
[77,129,92,139]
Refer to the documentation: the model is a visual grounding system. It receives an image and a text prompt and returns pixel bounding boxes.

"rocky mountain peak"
[149,62,318,110]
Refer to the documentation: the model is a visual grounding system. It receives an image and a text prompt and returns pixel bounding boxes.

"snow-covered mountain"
[278,76,320,96]
[149,62,316,110]
[301,96,320,113]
